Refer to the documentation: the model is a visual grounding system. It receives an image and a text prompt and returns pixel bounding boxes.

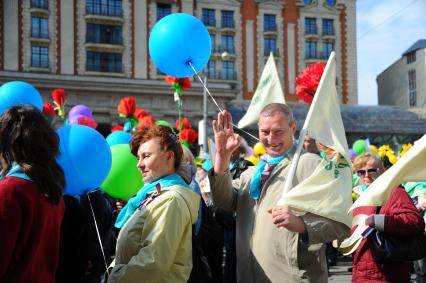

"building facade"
[0,0,357,131]
[377,39,426,109]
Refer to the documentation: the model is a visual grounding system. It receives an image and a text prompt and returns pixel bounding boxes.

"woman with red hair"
[108,125,200,283]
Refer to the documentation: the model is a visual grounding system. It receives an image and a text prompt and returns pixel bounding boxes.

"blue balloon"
[57,125,112,195]
[149,13,211,78]
[0,81,43,115]
[106,131,132,146]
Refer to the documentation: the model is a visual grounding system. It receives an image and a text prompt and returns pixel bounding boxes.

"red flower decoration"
[117,97,136,117]
[76,116,98,129]
[180,128,198,144]
[111,125,124,132]
[134,108,148,120]
[295,62,326,105]
[165,76,192,91]
[175,117,191,130]
[138,115,156,130]
[42,102,55,120]
[51,88,65,105]
[187,128,198,144]
[51,88,66,118]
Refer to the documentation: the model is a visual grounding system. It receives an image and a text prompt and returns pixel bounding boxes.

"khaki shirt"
[108,185,200,283]
[209,151,349,283]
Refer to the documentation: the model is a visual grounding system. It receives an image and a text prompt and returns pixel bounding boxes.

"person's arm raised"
[212,111,240,175]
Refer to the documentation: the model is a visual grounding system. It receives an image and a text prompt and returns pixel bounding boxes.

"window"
[305,41,317,59]
[322,19,334,36]
[157,3,171,21]
[322,42,334,58]
[31,46,48,68]
[31,0,48,9]
[206,60,216,79]
[221,10,234,28]
[210,33,216,52]
[31,17,48,38]
[305,18,317,34]
[86,23,122,44]
[326,0,336,6]
[86,51,122,72]
[264,14,276,32]
[202,8,215,26]
[303,0,312,4]
[407,52,416,64]
[86,0,122,17]
[264,38,277,56]
[408,70,417,107]
[221,60,235,80]
[221,35,234,54]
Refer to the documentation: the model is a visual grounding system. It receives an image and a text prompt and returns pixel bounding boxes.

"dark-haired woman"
[108,125,200,283]
[0,106,65,283]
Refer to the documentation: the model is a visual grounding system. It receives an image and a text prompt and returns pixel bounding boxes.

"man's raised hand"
[212,111,240,174]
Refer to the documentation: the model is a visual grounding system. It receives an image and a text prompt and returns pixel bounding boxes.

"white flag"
[237,53,285,128]
[300,52,350,162]
[350,133,426,211]
[281,52,353,227]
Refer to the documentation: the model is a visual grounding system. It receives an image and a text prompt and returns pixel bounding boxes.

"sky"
[356,0,426,105]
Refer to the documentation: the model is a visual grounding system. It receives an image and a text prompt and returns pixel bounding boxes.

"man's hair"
[0,106,65,204]
[260,103,295,125]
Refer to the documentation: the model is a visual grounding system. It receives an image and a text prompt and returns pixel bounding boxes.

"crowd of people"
[0,103,425,283]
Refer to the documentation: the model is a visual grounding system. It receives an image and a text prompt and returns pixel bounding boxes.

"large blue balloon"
[0,81,43,115]
[57,125,112,195]
[106,131,132,146]
[149,13,211,78]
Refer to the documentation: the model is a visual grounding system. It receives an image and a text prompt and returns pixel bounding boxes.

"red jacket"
[352,186,425,283]
[0,177,65,283]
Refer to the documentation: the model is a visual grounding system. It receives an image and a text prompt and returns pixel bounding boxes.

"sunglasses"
[356,168,379,176]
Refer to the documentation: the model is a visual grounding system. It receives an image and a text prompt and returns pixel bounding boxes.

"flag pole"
[278,128,306,203]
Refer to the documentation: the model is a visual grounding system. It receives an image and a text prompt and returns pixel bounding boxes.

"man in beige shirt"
[209,103,349,283]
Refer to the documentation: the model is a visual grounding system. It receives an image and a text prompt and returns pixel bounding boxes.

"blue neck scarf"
[249,144,295,201]
[115,173,191,228]
[249,155,285,201]
[0,163,32,182]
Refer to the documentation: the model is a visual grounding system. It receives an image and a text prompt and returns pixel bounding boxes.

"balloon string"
[188,63,223,112]
[178,92,183,132]
[87,192,110,278]
[188,62,260,142]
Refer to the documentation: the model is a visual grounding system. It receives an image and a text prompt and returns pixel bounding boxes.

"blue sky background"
[356,0,426,105]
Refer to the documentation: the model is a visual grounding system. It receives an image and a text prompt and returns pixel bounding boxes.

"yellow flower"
[245,156,259,166]
[370,145,378,153]
[388,154,397,164]
[253,142,266,157]
[378,145,394,158]
[399,143,412,157]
